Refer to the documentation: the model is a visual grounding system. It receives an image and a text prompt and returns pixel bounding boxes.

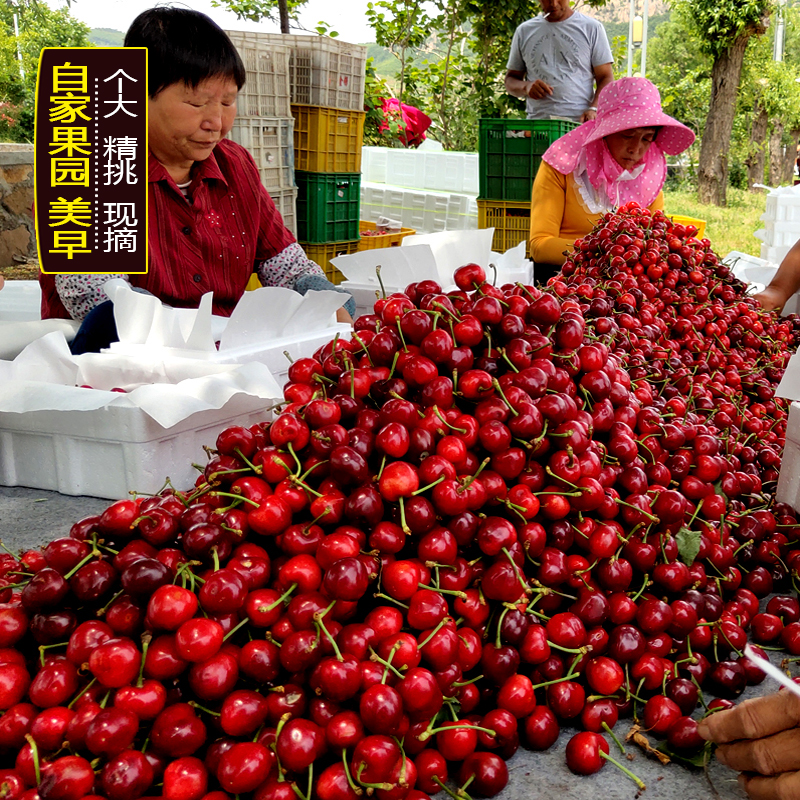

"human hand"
[581,108,597,122]
[527,80,554,100]
[336,307,353,324]
[0,274,4,290]
[752,285,788,313]
[697,691,800,799]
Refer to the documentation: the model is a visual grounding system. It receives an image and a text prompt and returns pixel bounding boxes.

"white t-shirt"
[507,12,613,122]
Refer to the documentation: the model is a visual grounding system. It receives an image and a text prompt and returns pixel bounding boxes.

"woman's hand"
[698,692,800,799]
[752,285,788,313]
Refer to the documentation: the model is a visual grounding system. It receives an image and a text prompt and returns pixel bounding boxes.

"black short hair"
[124,6,246,98]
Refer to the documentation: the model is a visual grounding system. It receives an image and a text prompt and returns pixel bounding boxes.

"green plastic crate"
[479,118,579,201]
[295,171,361,243]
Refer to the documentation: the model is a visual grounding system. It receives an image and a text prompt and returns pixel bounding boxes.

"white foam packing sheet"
[330,243,439,288]
[0,332,283,429]
[402,229,495,283]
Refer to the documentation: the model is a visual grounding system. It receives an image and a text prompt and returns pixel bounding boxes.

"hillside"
[89,28,124,46]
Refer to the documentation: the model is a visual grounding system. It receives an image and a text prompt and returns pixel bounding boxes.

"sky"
[45,0,376,44]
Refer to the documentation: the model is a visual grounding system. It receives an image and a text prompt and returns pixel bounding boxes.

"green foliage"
[0,5,93,142]
[211,0,307,25]
[672,0,771,60]
[363,56,408,147]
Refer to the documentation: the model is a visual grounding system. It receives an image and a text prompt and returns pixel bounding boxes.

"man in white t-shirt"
[505,0,614,123]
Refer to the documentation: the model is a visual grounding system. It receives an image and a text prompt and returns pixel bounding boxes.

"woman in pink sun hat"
[529,77,695,282]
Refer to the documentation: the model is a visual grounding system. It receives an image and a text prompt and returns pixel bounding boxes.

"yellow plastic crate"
[670,214,706,239]
[357,221,416,251]
[477,199,531,257]
[292,104,365,173]
[301,239,360,284]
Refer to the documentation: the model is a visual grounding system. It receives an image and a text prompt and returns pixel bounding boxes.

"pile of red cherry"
[3,202,800,800]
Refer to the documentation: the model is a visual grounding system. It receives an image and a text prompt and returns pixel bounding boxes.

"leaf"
[656,740,714,769]
[676,526,702,566]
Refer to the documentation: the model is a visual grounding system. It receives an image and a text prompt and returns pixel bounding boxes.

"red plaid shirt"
[40,139,296,319]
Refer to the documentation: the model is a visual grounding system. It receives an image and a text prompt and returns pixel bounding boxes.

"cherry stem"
[491,379,520,416]
[417,583,466,600]
[63,550,100,581]
[223,616,249,642]
[209,490,260,508]
[25,735,40,785]
[314,603,344,661]
[266,583,298,611]
[600,751,646,790]
[452,674,484,687]
[376,264,386,299]
[381,643,400,684]
[496,605,510,649]
[502,547,531,596]
[602,721,626,755]
[398,496,410,535]
[421,723,496,742]
[67,676,98,709]
[189,700,221,716]
[433,777,461,800]
[373,592,410,609]
[137,633,152,687]
[341,749,363,796]
[460,457,491,491]
[417,617,449,649]
[412,475,446,496]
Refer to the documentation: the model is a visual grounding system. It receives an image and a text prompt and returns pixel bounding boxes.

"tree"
[0,4,93,142]
[211,0,306,33]
[672,0,770,206]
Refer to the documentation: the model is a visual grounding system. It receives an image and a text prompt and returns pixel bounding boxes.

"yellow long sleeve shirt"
[530,161,664,266]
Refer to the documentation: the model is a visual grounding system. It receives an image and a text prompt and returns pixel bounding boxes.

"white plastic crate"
[228,117,294,191]
[0,394,272,499]
[270,186,298,237]
[289,35,366,110]
[226,33,291,119]
[754,219,800,248]
[421,152,479,194]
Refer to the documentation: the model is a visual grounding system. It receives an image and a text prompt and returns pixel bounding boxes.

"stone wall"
[0,144,34,268]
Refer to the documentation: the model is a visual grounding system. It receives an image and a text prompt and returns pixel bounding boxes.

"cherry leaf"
[676,526,702,566]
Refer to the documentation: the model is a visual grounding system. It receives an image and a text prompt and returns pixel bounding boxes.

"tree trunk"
[782,128,800,185]
[746,100,768,191]
[278,0,289,33]
[768,119,784,186]
[697,32,752,206]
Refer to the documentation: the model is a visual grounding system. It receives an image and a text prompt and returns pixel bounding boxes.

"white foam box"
[765,193,800,223]
[339,282,382,320]
[761,242,793,265]
[211,325,351,386]
[0,280,42,322]
[0,393,273,499]
[777,401,800,511]
[754,219,800,248]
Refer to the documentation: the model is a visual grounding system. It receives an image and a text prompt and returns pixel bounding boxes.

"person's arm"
[505,69,553,102]
[753,237,800,312]
[698,690,800,799]
[648,191,665,213]
[530,162,573,266]
[0,274,4,291]
[54,273,127,321]
[256,242,355,322]
[581,63,614,122]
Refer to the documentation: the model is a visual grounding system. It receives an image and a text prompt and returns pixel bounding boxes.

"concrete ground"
[0,484,766,799]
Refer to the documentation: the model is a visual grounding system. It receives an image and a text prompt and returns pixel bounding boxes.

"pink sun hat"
[583,77,695,155]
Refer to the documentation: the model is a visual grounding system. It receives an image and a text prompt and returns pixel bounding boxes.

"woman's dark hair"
[124,7,246,98]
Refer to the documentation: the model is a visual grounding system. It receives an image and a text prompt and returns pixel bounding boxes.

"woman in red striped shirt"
[40,7,354,353]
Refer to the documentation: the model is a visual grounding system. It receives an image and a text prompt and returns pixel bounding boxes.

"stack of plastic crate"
[225,32,298,236]
[289,35,367,282]
[477,118,578,257]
